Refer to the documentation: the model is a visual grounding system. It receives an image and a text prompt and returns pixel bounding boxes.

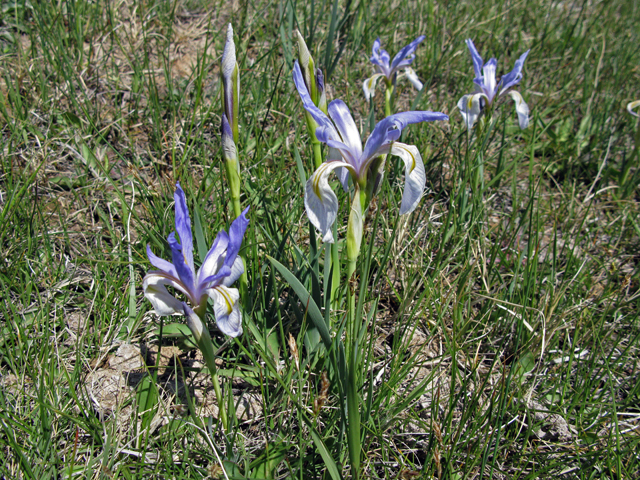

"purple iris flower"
[457,39,530,130]
[293,61,448,243]
[363,36,426,100]
[143,183,249,337]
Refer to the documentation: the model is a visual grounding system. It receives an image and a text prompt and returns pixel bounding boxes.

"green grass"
[1,0,639,478]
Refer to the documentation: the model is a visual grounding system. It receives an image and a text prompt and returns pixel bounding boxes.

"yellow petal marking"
[214,286,233,315]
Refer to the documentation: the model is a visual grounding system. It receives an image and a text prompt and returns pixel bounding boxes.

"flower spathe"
[457,39,530,130]
[143,183,249,337]
[293,61,448,243]
[363,36,425,100]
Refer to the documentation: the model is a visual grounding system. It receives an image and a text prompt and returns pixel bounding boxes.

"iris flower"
[294,61,448,243]
[143,183,249,338]
[457,39,530,130]
[363,36,426,100]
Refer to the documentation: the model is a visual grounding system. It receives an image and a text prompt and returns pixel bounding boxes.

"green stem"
[330,225,340,311]
[312,141,323,170]
[384,85,394,117]
[224,158,249,308]
[194,304,229,433]
[344,191,364,479]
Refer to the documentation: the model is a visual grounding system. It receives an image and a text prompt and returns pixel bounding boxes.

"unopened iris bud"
[221,114,239,168]
[222,24,240,144]
[315,68,327,114]
[294,30,318,104]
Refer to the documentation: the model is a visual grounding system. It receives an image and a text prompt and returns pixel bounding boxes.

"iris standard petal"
[390,35,425,70]
[225,206,250,268]
[509,91,530,129]
[328,100,363,159]
[174,183,195,273]
[362,111,449,162]
[363,73,385,100]
[457,93,487,131]
[199,265,232,288]
[168,232,196,295]
[143,273,189,316]
[324,138,361,166]
[210,285,242,337]
[480,58,498,103]
[305,160,354,243]
[198,231,229,285]
[370,38,391,74]
[466,39,484,79]
[499,50,530,95]
[146,244,179,278]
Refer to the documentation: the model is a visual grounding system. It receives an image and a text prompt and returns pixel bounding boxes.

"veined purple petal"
[362,111,449,162]
[200,264,232,287]
[480,58,498,104]
[324,138,360,167]
[390,35,425,71]
[146,244,178,278]
[466,39,484,79]
[327,100,363,160]
[370,38,391,75]
[499,49,530,95]
[197,231,229,286]
[174,183,195,274]
[168,231,196,298]
[224,206,250,268]
[293,61,337,135]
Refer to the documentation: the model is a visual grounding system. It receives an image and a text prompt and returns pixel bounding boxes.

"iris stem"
[384,85,394,117]
[224,158,249,309]
[194,305,229,433]
[312,141,323,170]
[330,224,340,311]
[345,190,365,480]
